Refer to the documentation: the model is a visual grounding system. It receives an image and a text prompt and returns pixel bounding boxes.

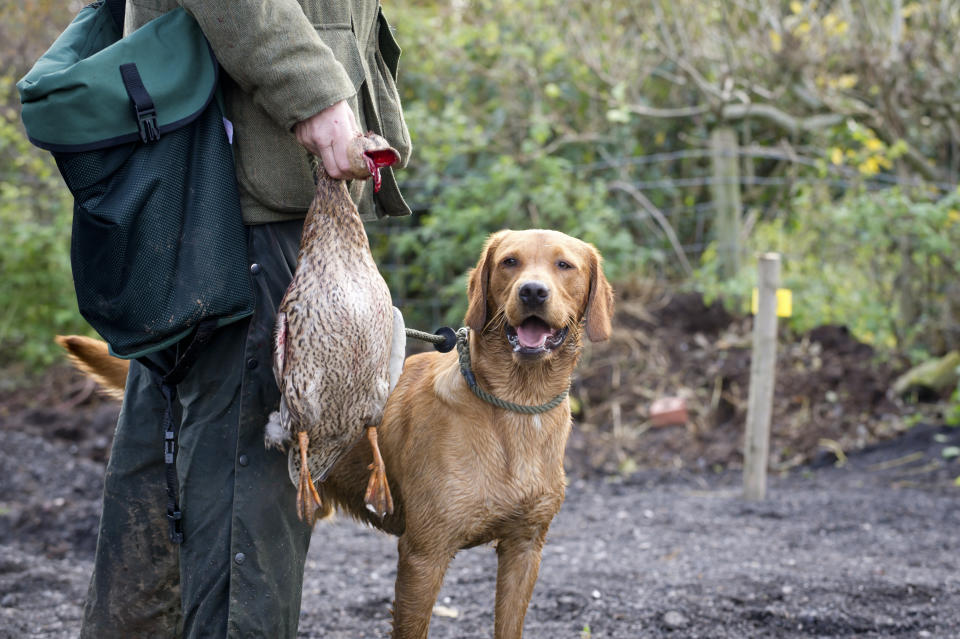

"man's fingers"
[332,139,354,179]
[295,100,371,180]
[318,144,340,179]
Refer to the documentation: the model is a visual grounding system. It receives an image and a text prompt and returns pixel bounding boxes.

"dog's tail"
[55,335,129,399]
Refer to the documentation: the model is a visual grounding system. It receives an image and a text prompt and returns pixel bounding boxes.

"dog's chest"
[454,412,569,542]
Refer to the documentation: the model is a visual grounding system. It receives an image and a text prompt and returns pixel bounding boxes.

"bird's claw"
[296,431,322,526]
[363,426,394,518]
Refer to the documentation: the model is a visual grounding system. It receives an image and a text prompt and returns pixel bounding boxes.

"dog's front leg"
[493,528,549,639]
[391,534,453,639]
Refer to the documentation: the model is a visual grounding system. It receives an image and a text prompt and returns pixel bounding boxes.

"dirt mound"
[569,290,911,477]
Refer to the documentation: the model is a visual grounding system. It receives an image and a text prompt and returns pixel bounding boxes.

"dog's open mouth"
[505,317,569,355]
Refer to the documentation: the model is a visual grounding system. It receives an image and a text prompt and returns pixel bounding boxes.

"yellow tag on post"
[751,288,793,317]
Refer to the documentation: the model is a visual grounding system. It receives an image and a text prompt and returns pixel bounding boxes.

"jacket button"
[234,552,246,565]
[246,358,258,370]
[238,454,249,467]
[250,263,262,275]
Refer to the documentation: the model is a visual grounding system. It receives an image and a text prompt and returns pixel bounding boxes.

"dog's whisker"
[484,310,507,334]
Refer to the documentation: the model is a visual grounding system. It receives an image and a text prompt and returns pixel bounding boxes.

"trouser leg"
[228,220,314,638]
[174,319,244,636]
[176,219,311,639]
[81,219,310,639]
[80,358,183,639]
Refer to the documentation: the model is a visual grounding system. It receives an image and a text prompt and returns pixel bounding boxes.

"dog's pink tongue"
[516,321,552,349]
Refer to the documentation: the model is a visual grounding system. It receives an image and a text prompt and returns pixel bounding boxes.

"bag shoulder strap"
[105,0,125,33]
[136,319,219,544]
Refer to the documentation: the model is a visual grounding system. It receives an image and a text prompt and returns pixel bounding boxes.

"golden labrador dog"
[59,228,614,639]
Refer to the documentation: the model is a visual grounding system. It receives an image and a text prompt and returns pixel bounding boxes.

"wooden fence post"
[710,127,742,279]
[744,253,781,501]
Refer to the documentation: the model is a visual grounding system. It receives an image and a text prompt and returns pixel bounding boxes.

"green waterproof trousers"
[80,220,312,638]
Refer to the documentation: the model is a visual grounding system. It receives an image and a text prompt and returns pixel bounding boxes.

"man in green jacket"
[80,1,411,637]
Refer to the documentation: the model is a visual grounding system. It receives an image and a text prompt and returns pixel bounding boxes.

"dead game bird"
[265,132,403,525]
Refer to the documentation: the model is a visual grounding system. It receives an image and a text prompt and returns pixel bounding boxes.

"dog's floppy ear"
[584,244,614,342]
[464,231,505,332]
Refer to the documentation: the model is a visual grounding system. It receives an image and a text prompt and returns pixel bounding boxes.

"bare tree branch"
[608,181,694,276]
[721,103,846,136]
[628,103,711,119]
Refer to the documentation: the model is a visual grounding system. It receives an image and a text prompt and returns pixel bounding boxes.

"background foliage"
[377,0,959,360]
[1,0,958,388]
[696,186,960,358]
[0,77,86,368]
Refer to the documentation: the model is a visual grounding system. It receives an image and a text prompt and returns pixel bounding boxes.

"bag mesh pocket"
[56,101,253,358]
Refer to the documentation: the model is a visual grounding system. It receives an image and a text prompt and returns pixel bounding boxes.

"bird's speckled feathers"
[268,134,398,483]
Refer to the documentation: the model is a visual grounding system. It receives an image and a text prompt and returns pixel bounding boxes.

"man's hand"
[294,100,367,180]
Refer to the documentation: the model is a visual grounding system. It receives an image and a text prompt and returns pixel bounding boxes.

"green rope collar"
[455,327,570,414]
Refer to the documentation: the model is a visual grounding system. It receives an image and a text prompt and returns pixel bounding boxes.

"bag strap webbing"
[159,383,183,544]
[105,2,160,144]
[105,0,125,33]
[138,319,219,544]
[119,63,160,143]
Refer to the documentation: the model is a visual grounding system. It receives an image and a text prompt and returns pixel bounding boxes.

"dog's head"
[464,229,613,361]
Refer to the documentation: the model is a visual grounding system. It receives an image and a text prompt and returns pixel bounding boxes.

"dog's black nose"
[519,281,550,306]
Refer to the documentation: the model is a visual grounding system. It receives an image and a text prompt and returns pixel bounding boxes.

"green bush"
[0,78,86,369]
[694,186,960,359]
[948,384,960,428]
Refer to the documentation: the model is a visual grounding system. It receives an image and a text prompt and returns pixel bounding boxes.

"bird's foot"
[296,431,322,526]
[363,426,394,518]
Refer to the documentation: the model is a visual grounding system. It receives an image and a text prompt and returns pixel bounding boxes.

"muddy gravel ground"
[2,392,960,638]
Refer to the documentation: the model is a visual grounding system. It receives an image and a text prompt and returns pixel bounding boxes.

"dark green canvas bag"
[18,0,253,360]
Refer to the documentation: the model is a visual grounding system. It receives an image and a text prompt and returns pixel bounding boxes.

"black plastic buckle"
[164,429,175,464]
[167,508,184,544]
[136,106,160,143]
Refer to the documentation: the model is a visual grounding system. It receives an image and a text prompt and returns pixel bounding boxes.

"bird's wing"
[265,312,297,449]
[274,311,305,426]
[279,393,297,429]
[388,306,405,393]
[273,311,287,391]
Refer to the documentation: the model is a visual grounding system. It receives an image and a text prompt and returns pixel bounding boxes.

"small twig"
[867,451,925,472]
[627,103,711,119]
[894,460,942,477]
[57,376,97,410]
[611,401,623,439]
[817,438,848,467]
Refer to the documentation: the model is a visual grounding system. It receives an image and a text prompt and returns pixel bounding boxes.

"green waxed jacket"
[125,0,412,223]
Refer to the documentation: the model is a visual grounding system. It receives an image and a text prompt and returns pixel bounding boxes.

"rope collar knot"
[455,327,570,414]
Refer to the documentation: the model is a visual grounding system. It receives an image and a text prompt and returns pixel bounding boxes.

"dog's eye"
[556,260,574,270]
[502,257,518,267]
